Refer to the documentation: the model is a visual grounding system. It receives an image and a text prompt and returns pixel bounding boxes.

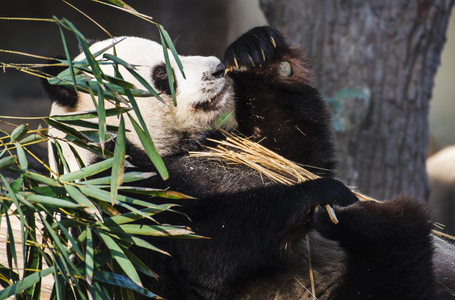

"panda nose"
[212,63,225,78]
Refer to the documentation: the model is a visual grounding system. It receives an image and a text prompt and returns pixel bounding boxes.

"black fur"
[41,57,79,108]
[151,63,176,96]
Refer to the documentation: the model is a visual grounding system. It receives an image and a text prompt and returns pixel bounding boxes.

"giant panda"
[43,26,454,299]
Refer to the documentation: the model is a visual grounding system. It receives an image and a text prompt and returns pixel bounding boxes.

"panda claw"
[248,55,256,67]
[270,36,276,48]
[261,49,266,61]
[233,57,239,69]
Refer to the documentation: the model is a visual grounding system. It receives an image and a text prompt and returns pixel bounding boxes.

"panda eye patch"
[151,63,177,95]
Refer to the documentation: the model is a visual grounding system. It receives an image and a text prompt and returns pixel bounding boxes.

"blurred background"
[1,0,455,233]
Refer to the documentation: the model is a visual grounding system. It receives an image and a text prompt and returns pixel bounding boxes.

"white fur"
[49,36,233,173]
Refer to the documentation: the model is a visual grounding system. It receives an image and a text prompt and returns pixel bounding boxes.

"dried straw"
[190,129,376,202]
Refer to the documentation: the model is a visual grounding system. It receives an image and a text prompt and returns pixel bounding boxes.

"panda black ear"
[41,56,78,108]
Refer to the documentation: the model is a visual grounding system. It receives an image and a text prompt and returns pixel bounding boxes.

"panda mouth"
[194,89,226,112]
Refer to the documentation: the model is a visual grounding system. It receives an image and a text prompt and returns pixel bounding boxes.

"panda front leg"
[312,196,437,300]
[150,177,359,300]
[224,26,336,176]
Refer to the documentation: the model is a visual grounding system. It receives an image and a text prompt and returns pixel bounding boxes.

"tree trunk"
[260,0,454,201]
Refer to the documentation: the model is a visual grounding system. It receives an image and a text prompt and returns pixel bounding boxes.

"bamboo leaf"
[58,158,114,182]
[14,142,28,170]
[79,171,155,185]
[158,30,177,106]
[50,107,131,121]
[93,271,159,299]
[97,231,141,286]
[0,156,17,170]
[10,124,28,142]
[100,205,173,226]
[55,20,77,94]
[1,174,27,273]
[46,118,92,143]
[105,0,137,11]
[64,184,101,219]
[19,133,44,144]
[86,227,94,286]
[124,249,158,279]
[102,224,196,237]
[39,212,82,280]
[0,267,54,300]
[104,53,163,103]
[127,113,168,180]
[111,115,125,204]
[25,194,81,209]
[2,206,18,272]
[158,24,186,79]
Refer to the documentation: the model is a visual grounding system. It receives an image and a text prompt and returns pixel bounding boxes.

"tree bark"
[260,0,454,201]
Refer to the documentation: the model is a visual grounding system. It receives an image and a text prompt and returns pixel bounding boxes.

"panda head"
[46,36,234,167]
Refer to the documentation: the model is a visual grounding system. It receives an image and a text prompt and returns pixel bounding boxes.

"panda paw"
[312,196,434,253]
[224,26,287,71]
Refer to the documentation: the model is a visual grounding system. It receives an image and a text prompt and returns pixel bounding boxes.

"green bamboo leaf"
[97,231,141,286]
[57,18,104,86]
[45,118,92,143]
[78,186,161,221]
[51,140,70,174]
[25,194,81,209]
[48,76,153,99]
[79,171,155,185]
[158,24,186,79]
[19,133,44,145]
[86,227,94,286]
[111,115,126,204]
[93,271,159,299]
[22,171,62,187]
[127,113,168,180]
[0,267,54,300]
[38,212,82,280]
[52,219,85,265]
[89,280,111,300]
[55,20,77,94]
[30,185,66,198]
[115,233,170,256]
[68,143,87,169]
[14,142,28,170]
[100,205,172,226]
[64,184,101,219]
[2,206,18,271]
[105,0,137,11]
[65,138,114,161]
[159,30,177,106]
[0,156,17,170]
[50,107,131,121]
[103,224,196,237]
[97,83,107,154]
[58,158,114,182]
[10,124,28,142]
[117,186,193,199]
[1,174,27,271]
[104,53,164,103]
[124,249,158,279]
[55,119,121,132]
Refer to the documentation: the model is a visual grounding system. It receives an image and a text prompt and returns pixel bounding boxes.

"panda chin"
[193,88,228,112]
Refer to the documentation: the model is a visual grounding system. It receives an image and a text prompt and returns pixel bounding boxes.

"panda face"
[49,37,233,170]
